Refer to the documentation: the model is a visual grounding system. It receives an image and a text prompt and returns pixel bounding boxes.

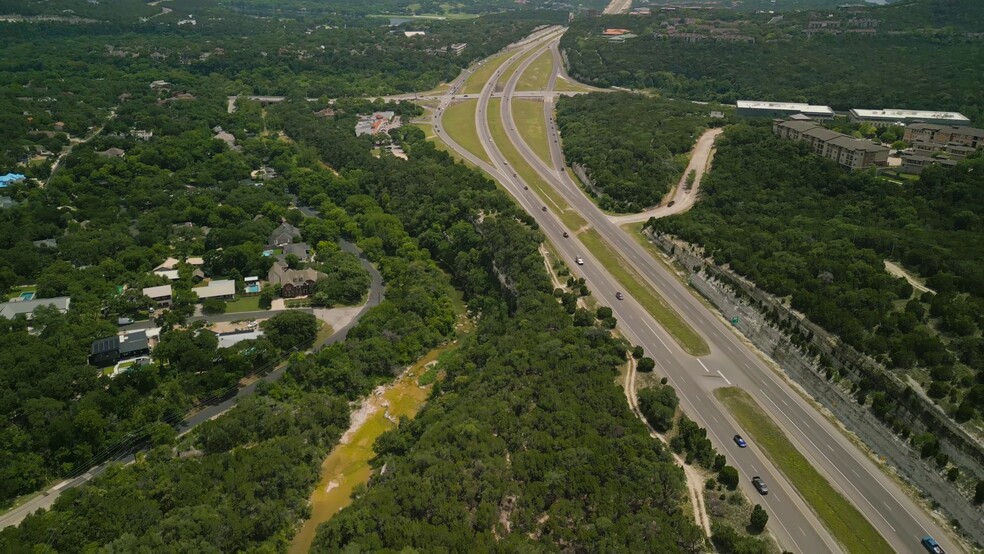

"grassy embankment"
[515,49,553,91]
[439,100,491,164]
[714,387,894,554]
[487,98,586,231]
[510,98,552,166]
[463,50,514,94]
[579,228,709,356]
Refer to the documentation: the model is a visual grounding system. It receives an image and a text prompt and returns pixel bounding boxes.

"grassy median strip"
[496,47,540,89]
[579,228,709,355]
[511,98,552,166]
[463,50,513,94]
[553,75,596,93]
[487,98,586,230]
[516,49,552,91]
[714,387,894,554]
[441,100,491,164]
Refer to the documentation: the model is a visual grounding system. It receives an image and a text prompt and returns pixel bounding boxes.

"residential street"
[0,239,384,531]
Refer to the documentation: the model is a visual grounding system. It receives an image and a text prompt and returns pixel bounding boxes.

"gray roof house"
[0,296,71,320]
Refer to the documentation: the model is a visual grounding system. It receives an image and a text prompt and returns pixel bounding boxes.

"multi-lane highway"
[431,29,961,554]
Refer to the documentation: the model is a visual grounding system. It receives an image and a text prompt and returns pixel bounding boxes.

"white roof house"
[153,269,180,280]
[194,279,235,299]
[217,329,263,348]
[143,285,173,299]
[0,296,71,319]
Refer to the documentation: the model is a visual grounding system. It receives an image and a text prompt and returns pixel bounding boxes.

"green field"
[225,295,261,313]
[511,98,552,166]
[579,228,709,356]
[441,100,491,164]
[714,387,894,554]
[487,99,586,231]
[495,47,540,89]
[553,75,596,93]
[516,49,553,91]
[463,50,513,94]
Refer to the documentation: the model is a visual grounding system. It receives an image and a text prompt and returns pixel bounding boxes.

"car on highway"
[733,435,747,448]
[921,536,945,554]
[562,231,569,238]
[575,256,584,265]
[751,476,768,495]
[541,206,547,212]
[615,292,623,300]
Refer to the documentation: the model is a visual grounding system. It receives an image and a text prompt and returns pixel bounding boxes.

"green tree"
[749,504,768,533]
[262,311,318,351]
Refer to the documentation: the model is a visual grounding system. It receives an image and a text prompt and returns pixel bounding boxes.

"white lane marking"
[697,359,710,373]
[710,414,719,424]
[642,320,671,350]
[799,527,807,537]
[716,370,732,385]
[758,391,898,534]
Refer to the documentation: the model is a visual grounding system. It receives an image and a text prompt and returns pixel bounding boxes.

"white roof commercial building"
[849,108,971,128]
[736,100,834,121]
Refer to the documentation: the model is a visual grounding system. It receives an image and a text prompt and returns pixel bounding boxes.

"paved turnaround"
[432,27,961,554]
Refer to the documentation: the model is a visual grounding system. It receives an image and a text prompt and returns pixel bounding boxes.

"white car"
[575,256,584,266]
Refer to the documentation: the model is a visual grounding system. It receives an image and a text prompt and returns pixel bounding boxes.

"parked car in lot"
[921,536,945,554]
[733,435,747,448]
[752,476,768,495]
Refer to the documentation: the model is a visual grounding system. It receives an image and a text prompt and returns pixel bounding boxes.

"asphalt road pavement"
[433,30,961,554]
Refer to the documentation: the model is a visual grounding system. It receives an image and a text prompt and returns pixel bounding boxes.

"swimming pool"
[245,283,261,294]
[18,291,35,300]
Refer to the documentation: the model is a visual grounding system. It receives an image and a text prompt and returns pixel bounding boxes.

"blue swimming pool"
[19,291,35,300]
[245,283,261,294]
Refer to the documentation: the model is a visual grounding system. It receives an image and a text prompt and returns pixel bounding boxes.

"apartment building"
[903,123,984,150]
[773,120,889,170]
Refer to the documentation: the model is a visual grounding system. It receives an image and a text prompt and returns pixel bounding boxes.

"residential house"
[0,296,71,320]
[89,331,150,367]
[194,279,236,301]
[267,263,325,298]
[143,284,173,307]
[269,222,301,248]
[283,242,311,262]
[96,147,126,158]
[218,329,264,348]
[153,269,180,281]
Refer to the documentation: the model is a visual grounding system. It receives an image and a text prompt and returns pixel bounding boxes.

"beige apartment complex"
[773,120,889,170]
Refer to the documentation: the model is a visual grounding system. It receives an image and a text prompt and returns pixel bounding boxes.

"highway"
[603,0,632,15]
[0,234,385,530]
[431,29,961,554]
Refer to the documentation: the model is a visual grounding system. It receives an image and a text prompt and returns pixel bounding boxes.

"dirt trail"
[622,358,712,537]
[884,260,934,294]
[609,128,723,225]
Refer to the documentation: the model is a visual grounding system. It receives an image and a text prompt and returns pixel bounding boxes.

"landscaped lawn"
[579,228,709,356]
[510,98,551,166]
[224,295,261,313]
[441,100,491,164]
[487,99,587,231]
[463,50,513,94]
[6,285,37,301]
[516,49,552,91]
